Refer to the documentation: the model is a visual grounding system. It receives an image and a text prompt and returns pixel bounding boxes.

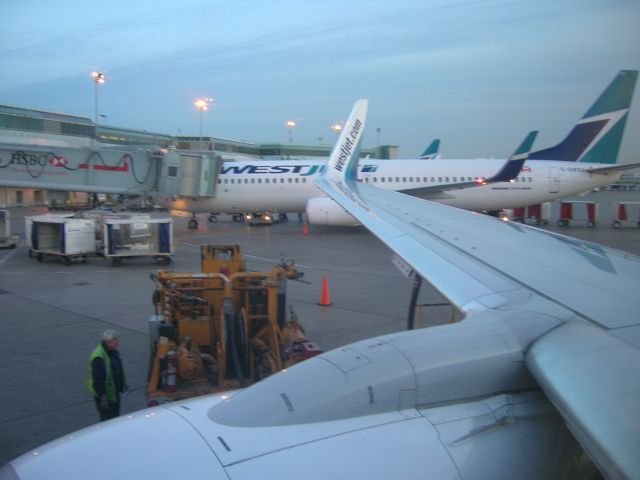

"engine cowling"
[305,197,360,226]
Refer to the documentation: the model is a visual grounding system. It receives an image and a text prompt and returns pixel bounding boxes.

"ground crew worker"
[87,330,128,421]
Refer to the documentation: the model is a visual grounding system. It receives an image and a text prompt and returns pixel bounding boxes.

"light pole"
[91,71,106,125]
[376,127,381,147]
[330,123,343,137]
[194,97,213,139]
[286,120,296,143]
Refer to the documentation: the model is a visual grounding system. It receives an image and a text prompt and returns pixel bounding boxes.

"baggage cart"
[557,201,598,228]
[0,209,19,249]
[507,203,550,225]
[611,202,640,228]
[27,216,96,265]
[102,217,173,266]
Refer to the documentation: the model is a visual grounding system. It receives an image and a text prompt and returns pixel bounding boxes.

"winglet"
[419,139,441,159]
[487,130,538,183]
[323,100,368,183]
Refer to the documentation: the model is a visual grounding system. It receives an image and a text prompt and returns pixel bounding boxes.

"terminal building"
[0,104,398,207]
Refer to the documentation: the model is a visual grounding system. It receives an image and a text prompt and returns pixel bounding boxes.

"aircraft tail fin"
[419,139,440,159]
[530,70,637,164]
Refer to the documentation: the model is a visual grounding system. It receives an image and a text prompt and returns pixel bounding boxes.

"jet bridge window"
[168,166,178,178]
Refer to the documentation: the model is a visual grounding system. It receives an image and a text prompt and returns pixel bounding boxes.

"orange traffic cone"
[318,275,332,306]
[303,223,309,235]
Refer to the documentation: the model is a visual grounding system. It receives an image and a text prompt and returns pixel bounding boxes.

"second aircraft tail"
[530,70,637,164]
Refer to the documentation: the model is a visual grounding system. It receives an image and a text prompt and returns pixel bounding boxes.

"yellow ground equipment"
[147,244,322,405]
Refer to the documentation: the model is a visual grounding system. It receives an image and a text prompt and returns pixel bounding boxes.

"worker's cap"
[102,330,119,342]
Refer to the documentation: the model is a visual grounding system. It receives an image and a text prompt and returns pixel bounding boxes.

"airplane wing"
[316,101,640,479]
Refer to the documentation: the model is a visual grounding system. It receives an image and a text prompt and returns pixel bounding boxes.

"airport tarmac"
[1,189,639,465]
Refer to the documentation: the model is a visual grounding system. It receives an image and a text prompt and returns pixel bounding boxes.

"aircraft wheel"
[587,221,596,228]
[36,252,44,262]
[62,256,72,266]
[111,257,122,267]
[613,221,621,229]
[208,214,217,223]
[28,248,33,258]
[188,219,198,229]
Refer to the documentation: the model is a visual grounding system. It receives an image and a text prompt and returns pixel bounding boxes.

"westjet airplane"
[4,99,638,480]
[162,70,638,227]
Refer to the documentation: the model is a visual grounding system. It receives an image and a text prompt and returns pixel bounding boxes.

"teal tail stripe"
[584,70,637,118]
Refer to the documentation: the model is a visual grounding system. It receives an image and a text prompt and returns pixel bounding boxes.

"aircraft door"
[548,167,560,193]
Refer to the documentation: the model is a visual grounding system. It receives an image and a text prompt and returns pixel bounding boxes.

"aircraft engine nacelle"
[305,197,360,227]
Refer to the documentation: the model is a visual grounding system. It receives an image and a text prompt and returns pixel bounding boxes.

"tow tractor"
[146,244,322,405]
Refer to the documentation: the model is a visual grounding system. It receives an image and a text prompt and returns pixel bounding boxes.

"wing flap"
[526,321,640,480]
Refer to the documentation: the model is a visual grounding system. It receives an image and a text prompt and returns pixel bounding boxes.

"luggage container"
[557,201,598,228]
[0,209,19,248]
[611,201,640,228]
[102,217,173,266]
[27,216,96,265]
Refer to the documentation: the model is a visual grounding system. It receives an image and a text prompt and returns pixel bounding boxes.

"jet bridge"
[0,143,223,199]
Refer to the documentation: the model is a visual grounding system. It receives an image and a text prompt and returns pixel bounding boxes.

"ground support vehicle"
[146,244,321,405]
[611,201,640,228]
[557,201,598,228]
[0,209,18,248]
[26,215,95,265]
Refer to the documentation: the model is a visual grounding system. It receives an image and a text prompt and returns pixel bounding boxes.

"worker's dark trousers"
[94,397,120,422]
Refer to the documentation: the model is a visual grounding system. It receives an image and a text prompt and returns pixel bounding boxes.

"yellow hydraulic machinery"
[146,244,321,405]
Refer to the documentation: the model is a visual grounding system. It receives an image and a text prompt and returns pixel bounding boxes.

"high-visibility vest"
[87,344,119,402]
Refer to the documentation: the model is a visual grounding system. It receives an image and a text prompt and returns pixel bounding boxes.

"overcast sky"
[1,0,639,161]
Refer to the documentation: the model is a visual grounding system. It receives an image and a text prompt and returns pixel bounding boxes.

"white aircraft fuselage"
[160,158,620,216]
